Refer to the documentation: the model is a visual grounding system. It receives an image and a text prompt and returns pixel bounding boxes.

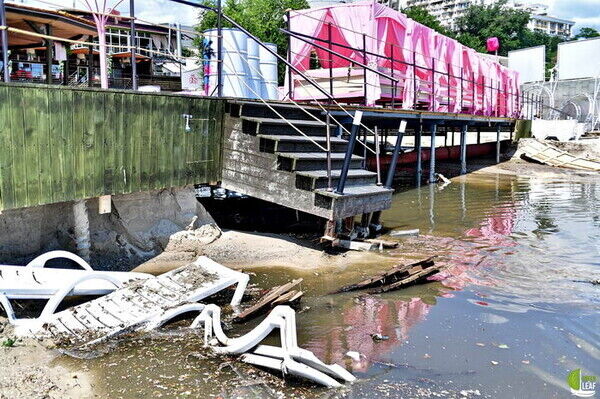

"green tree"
[195,0,309,84]
[401,6,454,37]
[454,0,530,55]
[574,27,600,40]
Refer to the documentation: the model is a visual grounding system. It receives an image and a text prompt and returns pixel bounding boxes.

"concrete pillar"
[429,124,437,184]
[73,200,91,262]
[460,124,467,175]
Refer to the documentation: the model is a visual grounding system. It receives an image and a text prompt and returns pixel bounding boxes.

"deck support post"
[476,127,481,144]
[129,0,138,90]
[384,120,407,188]
[336,111,363,195]
[0,0,8,82]
[460,124,467,175]
[73,200,91,262]
[416,123,423,186]
[428,123,437,184]
[496,124,501,163]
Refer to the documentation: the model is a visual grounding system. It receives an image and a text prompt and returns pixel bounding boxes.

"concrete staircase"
[220,100,394,221]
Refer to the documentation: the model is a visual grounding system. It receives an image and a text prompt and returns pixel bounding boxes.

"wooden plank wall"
[0,83,225,212]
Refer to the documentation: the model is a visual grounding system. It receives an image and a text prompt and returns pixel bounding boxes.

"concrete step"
[314,184,394,219]
[295,169,378,191]
[242,116,336,137]
[258,135,348,153]
[277,152,364,172]
[230,100,323,120]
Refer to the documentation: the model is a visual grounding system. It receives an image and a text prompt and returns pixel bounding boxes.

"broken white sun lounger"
[11,256,249,344]
[144,303,354,388]
[0,251,152,323]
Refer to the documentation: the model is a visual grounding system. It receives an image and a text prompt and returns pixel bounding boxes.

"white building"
[383,0,574,37]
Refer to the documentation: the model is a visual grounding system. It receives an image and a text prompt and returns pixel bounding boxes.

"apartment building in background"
[383,0,574,38]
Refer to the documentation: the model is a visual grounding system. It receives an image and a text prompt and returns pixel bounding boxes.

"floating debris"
[234,279,303,322]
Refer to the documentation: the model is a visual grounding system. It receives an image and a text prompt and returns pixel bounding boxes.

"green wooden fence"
[0,83,225,211]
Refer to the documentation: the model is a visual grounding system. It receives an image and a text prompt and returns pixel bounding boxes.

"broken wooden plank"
[389,229,420,238]
[272,290,304,307]
[330,257,436,294]
[234,279,303,322]
[363,239,399,249]
[368,264,443,294]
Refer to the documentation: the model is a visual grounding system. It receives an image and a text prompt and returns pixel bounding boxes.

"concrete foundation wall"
[0,186,214,270]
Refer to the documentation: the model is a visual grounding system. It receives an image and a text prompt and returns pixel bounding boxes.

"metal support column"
[496,124,501,164]
[429,123,437,184]
[0,0,9,82]
[216,0,223,97]
[384,120,407,188]
[416,123,423,186]
[45,24,52,85]
[460,124,467,175]
[129,0,138,90]
[336,111,363,194]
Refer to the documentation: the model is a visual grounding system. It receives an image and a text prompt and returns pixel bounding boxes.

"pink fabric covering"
[287,1,520,117]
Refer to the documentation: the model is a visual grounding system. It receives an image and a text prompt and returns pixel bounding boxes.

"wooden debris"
[521,139,600,171]
[330,257,440,294]
[363,239,399,249]
[389,229,420,238]
[234,279,303,322]
[332,239,376,251]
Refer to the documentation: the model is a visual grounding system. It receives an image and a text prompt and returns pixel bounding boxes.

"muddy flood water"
[60,171,599,398]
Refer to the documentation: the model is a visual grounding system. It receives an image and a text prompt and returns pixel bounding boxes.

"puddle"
[60,172,600,398]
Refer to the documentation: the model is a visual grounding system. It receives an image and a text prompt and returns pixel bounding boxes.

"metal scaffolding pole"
[129,0,138,90]
[0,0,9,82]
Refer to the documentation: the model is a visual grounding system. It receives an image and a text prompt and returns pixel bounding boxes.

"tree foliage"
[401,6,454,38]
[195,0,309,83]
[574,27,600,40]
[454,0,530,56]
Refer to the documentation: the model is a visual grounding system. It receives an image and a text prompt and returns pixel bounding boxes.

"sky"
[20,0,600,32]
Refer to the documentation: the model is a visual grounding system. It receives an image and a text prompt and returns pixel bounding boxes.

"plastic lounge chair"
[0,250,152,325]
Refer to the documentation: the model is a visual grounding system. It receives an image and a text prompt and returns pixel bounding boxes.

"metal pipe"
[429,123,437,184]
[384,120,407,188]
[0,0,9,82]
[216,0,223,98]
[362,33,367,106]
[130,0,138,90]
[431,58,435,111]
[336,111,363,194]
[416,122,422,185]
[374,126,381,186]
[286,11,293,99]
[460,124,467,175]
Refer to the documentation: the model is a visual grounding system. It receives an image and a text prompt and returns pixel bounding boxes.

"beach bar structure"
[0,0,542,238]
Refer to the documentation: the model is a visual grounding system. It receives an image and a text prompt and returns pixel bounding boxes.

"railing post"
[460,124,467,175]
[286,10,292,99]
[326,112,333,191]
[362,33,367,106]
[0,0,9,82]
[460,66,463,112]
[130,0,138,90]
[431,58,435,111]
[374,126,381,186]
[447,62,450,112]
[384,120,407,188]
[390,44,395,108]
[429,123,437,184]
[413,50,417,110]
[328,22,333,98]
[216,0,223,98]
[336,111,363,195]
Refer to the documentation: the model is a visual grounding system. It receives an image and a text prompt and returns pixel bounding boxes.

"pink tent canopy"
[286,1,520,117]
